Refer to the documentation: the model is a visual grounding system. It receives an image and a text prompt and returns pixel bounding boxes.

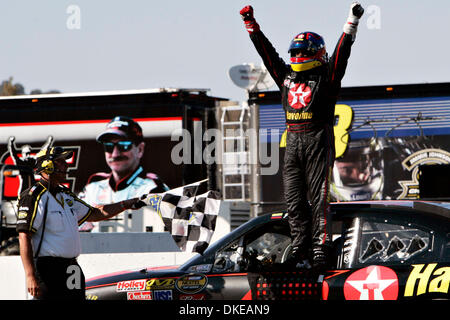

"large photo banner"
[0,90,222,201]
[330,95,450,201]
[256,84,450,202]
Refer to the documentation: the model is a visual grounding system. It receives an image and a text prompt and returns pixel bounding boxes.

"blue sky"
[0,1,449,102]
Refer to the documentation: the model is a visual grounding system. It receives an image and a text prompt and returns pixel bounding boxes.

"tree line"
[0,77,60,96]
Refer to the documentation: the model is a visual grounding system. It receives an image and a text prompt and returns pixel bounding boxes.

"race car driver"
[17,146,141,299]
[240,3,364,269]
[79,116,169,232]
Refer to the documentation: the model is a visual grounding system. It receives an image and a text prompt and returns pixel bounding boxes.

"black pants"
[35,256,86,300]
[283,126,334,257]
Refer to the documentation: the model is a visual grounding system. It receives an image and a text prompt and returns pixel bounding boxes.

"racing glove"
[343,2,364,39]
[130,194,152,210]
[240,5,260,34]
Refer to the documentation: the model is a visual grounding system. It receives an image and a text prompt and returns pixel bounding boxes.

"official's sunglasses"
[102,141,134,153]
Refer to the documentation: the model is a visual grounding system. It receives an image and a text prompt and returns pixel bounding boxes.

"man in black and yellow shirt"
[17,146,140,300]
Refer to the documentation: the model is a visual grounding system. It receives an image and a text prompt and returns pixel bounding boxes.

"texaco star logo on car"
[343,265,399,300]
[288,83,312,109]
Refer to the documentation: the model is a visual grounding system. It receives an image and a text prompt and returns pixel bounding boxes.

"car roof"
[330,200,450,221]
[255,200,450,224]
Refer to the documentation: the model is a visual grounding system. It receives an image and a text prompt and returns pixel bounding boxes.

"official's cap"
[35,146,73,172]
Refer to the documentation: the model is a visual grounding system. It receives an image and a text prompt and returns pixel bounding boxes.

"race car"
[85,200,450,300]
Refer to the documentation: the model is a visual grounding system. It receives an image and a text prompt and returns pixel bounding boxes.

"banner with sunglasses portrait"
[101,140,135,153]
[0,89,222,196]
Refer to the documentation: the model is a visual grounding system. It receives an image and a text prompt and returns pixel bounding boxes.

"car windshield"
[211,220,294,273]
[178,215,268,271]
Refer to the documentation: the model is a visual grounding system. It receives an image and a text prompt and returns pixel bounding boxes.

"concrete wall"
[0,251,197,300]
[0,256,28,300]
[79,232,180,253]
[0,204,231,300]
[0,231,214,300]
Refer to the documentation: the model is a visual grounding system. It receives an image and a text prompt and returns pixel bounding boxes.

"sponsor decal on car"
[270,212,288,220]
[180,294,206,300]
[343,266,398,300]
[127,291,153,300]
[404,263,450,297]
[145,278,175,290]
[175,274,208,294]
[270,213,284,220]
[116,279,147,292]
[188,264,212,273]
[153,290,173,300]
[85,294,98,300]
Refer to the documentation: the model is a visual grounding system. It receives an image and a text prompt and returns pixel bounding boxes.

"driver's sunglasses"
[102,141,134,153]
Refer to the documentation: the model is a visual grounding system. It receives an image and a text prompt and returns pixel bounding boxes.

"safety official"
[17,146,140,300]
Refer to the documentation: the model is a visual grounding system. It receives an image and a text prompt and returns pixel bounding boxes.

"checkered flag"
[134,179,221,254]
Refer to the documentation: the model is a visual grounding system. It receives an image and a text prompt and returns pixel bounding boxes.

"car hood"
[86,265,183,289]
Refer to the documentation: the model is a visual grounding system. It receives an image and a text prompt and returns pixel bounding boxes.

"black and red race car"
[85,200,450,301]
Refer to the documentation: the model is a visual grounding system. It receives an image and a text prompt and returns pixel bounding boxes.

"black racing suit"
[248,29,355,261]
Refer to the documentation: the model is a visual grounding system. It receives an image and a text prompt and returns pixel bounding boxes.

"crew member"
[240,3,364,269]
[79,116,169,232]
[17,146,141,299]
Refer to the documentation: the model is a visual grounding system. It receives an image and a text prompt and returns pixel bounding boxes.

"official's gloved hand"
[118,197,146,211]
[343,2,364,37]
[240,5,260,34]
[129,196,147,210]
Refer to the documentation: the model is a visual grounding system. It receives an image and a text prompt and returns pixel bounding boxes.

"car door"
[327,211,450,300]
[208,218,325,300]
[205,236,252,300]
